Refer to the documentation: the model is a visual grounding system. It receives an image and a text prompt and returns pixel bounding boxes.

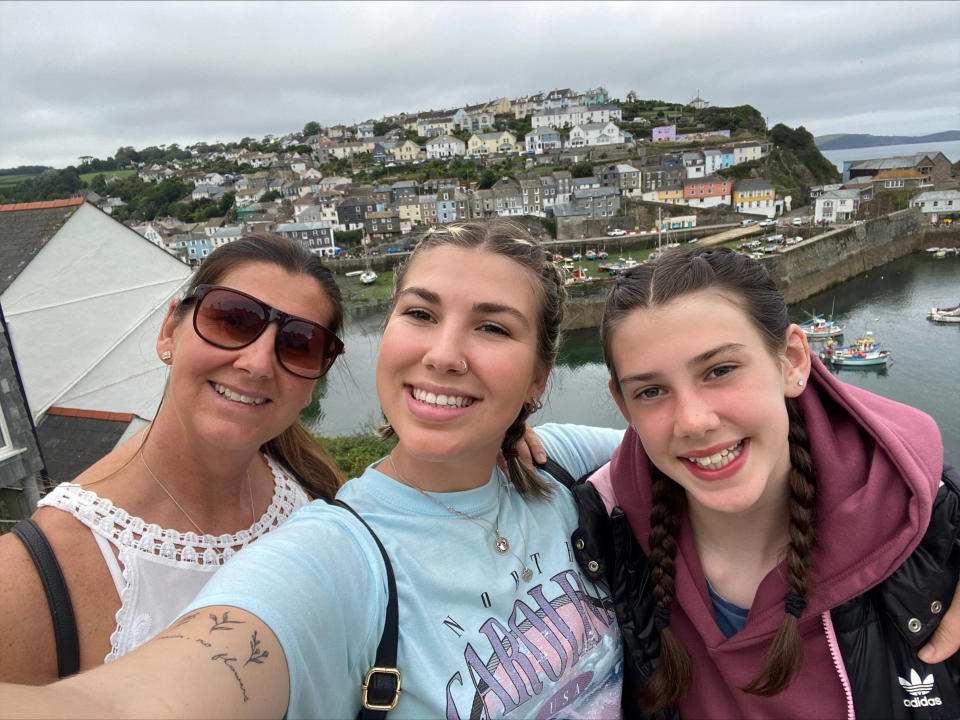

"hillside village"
[2,86,958,265]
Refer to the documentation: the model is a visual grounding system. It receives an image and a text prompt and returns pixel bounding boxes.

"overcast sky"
[2,1,958,169]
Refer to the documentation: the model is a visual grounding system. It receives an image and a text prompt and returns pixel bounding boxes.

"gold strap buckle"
[362,666,402,711]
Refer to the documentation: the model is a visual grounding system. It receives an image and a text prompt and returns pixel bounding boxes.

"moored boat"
[359,269,378,285]
[927,304,960,323]
[800,315,844,339]
[585,248,597,260]
[820,333,890,367]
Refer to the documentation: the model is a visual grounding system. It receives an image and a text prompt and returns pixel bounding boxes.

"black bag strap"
[11,518,80,678]
[331,499,401,719]
[536,455,604,491]
[535,457,578,489]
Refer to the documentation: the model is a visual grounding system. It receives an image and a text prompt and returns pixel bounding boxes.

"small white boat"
[928,305,960,324]
[801,315,844,339]
[359,270,378,285]
[345,270,364,277]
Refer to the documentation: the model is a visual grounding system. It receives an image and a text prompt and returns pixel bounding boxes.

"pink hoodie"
[597,355,944,718]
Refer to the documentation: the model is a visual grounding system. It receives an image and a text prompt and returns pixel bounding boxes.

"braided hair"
[377,220,566,498]
[600,247,817,709]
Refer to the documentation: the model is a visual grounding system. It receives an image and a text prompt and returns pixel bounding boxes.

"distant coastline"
[815,130,960,151]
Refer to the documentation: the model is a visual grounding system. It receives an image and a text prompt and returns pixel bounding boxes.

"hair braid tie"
[784,593,807,618]
[653,605,672,630]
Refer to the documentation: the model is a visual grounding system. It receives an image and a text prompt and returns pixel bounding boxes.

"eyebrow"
[619,343,747,385]
[398,287,530,327]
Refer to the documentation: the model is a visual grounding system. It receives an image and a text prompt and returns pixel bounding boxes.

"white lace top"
[38,455,310,662]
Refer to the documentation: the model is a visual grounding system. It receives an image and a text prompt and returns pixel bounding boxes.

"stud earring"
[161,350,172,362]
[797,379,804,387]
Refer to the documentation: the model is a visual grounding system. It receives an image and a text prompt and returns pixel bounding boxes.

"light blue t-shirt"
[185,423,625,719]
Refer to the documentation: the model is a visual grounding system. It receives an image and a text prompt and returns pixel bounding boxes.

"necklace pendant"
[494,535,510,554]
[521,568,533,582]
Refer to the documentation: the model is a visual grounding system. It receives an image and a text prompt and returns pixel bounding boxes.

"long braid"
[742,398,817,695]
[642,464,693,711]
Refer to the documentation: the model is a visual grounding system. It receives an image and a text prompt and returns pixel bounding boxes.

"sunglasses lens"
[277,320,343,379]
[195,289,266,348]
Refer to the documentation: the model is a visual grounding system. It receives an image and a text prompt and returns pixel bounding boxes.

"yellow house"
[732,179,775,206]
[467,131,517,157]
[391,140,424,164]
[658,186,684,204]
[487,97,512,115]
[397,198,422,225]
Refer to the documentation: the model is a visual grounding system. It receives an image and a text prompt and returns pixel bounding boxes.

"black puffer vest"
[570,466,960,719]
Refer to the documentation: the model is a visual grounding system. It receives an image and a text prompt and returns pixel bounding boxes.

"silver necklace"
[139,451,255,536]
[387,454,533,582]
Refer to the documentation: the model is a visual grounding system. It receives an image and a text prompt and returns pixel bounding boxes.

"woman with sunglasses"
[0,232,346,684]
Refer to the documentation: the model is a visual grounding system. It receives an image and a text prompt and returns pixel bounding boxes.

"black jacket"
[570,466,960,719]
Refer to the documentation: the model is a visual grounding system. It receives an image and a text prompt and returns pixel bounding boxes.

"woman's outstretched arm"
[0,606,289,719]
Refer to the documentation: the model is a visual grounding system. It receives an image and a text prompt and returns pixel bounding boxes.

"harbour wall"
[763,207,932,304]
[562,207,958,329]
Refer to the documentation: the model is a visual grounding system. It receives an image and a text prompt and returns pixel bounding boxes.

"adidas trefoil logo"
[898,668,942,708]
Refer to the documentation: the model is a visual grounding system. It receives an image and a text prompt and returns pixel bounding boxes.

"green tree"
[479,168,497,189]
[89,174,108,194]
[260,189,281,203]
[571,162,594,178]
[373,121,394,136]
[303,121,322,137]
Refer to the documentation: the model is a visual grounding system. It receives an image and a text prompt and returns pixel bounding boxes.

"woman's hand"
[499,424,547,475]
[919,578,960,663]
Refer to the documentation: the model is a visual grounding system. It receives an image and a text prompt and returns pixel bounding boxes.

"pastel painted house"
[467,131,518,157]
[524,127,563,154]
[733,179,777,218]
[652,125,676,143]
[683,175,731,209]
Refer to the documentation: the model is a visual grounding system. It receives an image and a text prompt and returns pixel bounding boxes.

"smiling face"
[156,261,336,455]
[608,289,809,519]
[377,245,548,486]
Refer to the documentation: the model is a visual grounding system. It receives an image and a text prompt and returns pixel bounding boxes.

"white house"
[909,190,960,223]
[814,189,862,223]
[0,199,191,434]
[426,135,467,160]
[567,122,624,148]
[531,104,623,129]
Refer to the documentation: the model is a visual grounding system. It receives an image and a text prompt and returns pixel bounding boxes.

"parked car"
[792,217,803,226]
[740,219,758,227]
[606,228,627,236]
[760,219,776,227]
[387,247,402,253]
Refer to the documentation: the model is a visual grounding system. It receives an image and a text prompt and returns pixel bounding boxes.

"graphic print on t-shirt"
[442,569,623,719]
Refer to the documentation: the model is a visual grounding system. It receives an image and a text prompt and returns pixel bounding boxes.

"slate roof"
[37,407,135,485]
[0,198,85,294]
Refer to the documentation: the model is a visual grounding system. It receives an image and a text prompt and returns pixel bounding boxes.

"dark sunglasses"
[184,284,344,379]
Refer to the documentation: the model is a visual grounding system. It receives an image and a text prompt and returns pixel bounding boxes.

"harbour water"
[820,139,960,173]
[305,251,960,468]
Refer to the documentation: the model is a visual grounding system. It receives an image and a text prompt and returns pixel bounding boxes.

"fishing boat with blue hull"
[820,333,891,367]
[800,314,844,339]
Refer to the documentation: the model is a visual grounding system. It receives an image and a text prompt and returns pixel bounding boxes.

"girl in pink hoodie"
[588,246,959,718]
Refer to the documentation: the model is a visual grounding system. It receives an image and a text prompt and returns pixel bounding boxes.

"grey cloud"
[1,1,958,168]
